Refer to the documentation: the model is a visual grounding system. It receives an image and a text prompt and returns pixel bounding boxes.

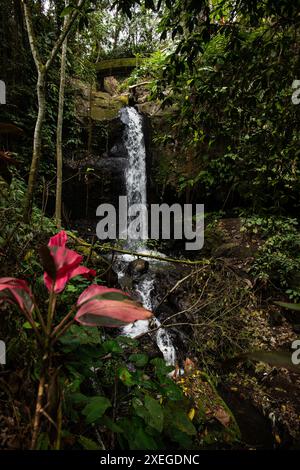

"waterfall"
[117,106,176,366]
[120,106,148,246]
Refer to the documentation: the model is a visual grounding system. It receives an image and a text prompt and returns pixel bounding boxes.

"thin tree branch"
[45,0,87,71]
[155,267,206,312]
[21,0,43,70]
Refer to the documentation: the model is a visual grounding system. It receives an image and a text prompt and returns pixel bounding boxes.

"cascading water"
[117,106,176,366]
[120,106,148,245]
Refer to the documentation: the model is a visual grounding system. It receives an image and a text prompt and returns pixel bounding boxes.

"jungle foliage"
[133,1,300,213]
[1,0,300,452]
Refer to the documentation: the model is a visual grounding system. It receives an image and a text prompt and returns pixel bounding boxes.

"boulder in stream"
[127,259,149,276]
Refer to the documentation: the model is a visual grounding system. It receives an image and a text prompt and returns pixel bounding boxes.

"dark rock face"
[62,118,128,220]
[61,95,161,225]
[107,142,126,159]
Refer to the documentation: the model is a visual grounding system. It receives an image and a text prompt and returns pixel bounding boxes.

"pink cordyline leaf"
[44,230,96,293]
[77,284,129,305]
[48,230,68,248]
[0,277,34,314]
[75,285,153,327]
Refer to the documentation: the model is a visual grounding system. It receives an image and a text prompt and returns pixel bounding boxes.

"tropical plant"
[0,230,152,448]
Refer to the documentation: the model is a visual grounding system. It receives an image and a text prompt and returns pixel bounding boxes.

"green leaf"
[60,5,74,17]
[23,321,39,330]
[151,357,173,378]
[163,383,183,401]
[101,416,124,433]
[98,292,129,301]
[131,428,158,450]
[82,397,111,424]
[129,353,148,367]
[144,395,164,432]
[132,397,147,419]
[275,301,300,312]
[171,410,197,435]
[118,367,135,386]
[69,393,89,405]
[59,324,101,348]
[118,417,159,450]
[132,396,164,433]
[168,427,193,448]
[102,339,123,354]
[117,336,138,348]
[78,435,102,450]
[238,351,300,373]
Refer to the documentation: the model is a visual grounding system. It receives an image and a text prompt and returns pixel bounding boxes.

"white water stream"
[117,107,176,366]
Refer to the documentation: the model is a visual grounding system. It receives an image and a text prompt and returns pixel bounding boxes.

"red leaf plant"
[44,230,96,293]
[0,277,34,314]
[75,285,152,327]
[0,230,153,449]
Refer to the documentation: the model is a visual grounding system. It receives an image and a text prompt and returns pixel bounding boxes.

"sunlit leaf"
[118,367,135,386]
[60,6,74,17]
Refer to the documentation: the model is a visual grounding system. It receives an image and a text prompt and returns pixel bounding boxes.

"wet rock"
[155,303,174,319]
[103,76,119,95]
[127,259,149,276]
[91,91,128,121]
[107,142,127,159]
[118,274,133,292]
[71,78,128,122]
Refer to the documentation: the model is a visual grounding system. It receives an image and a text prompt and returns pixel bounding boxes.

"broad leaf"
[118,367,135,386]
[78,435,102,450]
[38,245,56,281]
[82,397,111,424]
[101,416,124,433]
[144,395,164,432]
[171,410,197,435]
[60,5,74,17]
[275,301,300,312]
[59,324,101,347]
[129,353,148,367]
[75,298,152,327]
[102,339,123,354]
[229,350,300,373]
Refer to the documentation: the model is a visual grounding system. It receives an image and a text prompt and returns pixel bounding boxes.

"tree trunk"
[87,83,93,156]
[21,0,86,222]
[55,12,68,228]
[23,69,46,223]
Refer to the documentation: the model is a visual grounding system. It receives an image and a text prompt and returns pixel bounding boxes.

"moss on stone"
[91,92,128,121]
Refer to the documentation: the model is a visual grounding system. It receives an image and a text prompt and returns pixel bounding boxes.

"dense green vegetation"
[0,0,300,452]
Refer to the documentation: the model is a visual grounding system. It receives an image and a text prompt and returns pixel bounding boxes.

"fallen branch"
[129,81,152,90]
[67,232,211,266]
[100,245,211,266]
[66,232,110,266]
